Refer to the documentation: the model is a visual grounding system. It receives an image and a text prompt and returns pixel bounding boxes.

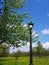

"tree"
[36,41,43,57]
[0,0,30,47]
[0,44,9,57]
[0,0,38,50]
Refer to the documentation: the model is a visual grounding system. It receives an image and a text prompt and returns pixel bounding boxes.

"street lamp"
[28,21,34,65]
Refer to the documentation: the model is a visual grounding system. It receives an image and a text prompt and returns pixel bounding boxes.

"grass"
[0,57,49,65]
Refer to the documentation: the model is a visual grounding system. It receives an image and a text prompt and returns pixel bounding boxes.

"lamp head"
[28,21,34,29]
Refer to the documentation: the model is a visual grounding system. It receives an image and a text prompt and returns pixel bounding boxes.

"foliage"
[0,44,9,57]
[0,0,39,49]
[32,41,49,57]
[36,41,43,57]
[0,0,30,47]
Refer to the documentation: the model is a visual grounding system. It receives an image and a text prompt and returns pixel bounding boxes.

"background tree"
[0,44,9,57]
[36,41,43,57]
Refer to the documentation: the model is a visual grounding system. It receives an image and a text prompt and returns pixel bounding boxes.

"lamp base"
[29,63,33,65]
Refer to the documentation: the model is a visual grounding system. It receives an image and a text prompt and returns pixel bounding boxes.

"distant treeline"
[0,41,49,57]
[10,47,49,57]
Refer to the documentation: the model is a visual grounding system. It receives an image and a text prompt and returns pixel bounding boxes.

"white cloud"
[9,42,37,53]
[9,42,49,53]
[42,42,49,49]
[32,31,39,36]
[41,29,49,34]
[23,24,27,27]
[20,42,37,52]
[32,31,36,35]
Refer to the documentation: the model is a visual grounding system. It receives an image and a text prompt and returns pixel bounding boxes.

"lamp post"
[28,21,34,65]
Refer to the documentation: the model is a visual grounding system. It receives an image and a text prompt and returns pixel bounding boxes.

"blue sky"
[1,0,49,52]
[0,0,49,43]
[9,0,49,53]
[20,0,49,43]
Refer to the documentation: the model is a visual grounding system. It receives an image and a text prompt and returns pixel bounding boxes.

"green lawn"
[0,57,49,65]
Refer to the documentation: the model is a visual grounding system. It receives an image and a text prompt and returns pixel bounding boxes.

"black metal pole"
[29,28,33,65]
